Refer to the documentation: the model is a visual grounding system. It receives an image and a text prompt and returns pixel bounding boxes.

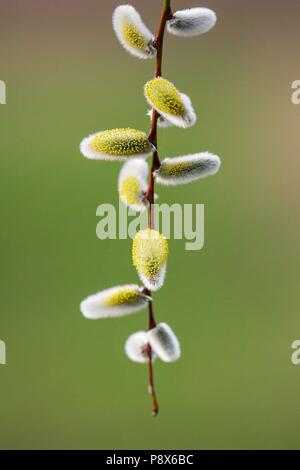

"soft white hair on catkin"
[125,331,156,363]
[179,93,197,128]
[147,109,174,129]
[167,8,217,38]
[113,5,156,59]
[144,92,196,129]
[80,285,149,319]
[137,263,167,292]
[155,152,221,186]
[79,133,116,161]
[148,323,181,363]
[80,131,154,161]
[118,159,149,211]
[119,159,149,184]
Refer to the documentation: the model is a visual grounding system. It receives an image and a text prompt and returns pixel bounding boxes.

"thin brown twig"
[145,0,172,418]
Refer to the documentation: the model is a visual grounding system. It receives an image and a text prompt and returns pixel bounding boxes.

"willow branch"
[145,0,172,418]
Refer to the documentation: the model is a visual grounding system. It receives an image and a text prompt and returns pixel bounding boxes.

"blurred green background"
[1,0,300,449]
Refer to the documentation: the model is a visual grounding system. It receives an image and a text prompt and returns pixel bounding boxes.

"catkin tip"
[167,8,217,38]
[113,5,156,59]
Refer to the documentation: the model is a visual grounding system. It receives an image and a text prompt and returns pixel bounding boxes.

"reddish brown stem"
[148,346,159,416]
[145,0,172,418]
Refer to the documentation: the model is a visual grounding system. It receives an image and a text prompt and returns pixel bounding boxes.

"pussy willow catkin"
[79,1,221,416]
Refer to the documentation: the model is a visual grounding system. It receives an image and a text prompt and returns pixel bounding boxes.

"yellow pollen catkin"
[160,161,197,177]
[122,22,147,50]
[132,229,169,279]
[104,288,141,306]
[120,177,143,206]
[90,129,151,157]
[144,78,185,116]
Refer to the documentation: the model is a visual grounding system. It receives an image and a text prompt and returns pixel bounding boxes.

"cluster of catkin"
[80,3,221,407]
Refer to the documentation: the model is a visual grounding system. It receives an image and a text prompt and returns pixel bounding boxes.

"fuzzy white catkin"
[167,8,217,38]
[80,129,154,161]
[148,323,181,363]
[132,229,169,292]
[80,285,150,319]
[147,94,196,129]
[118,159,149,211]
[144,78,197,129]
[113,5,156,59]
[139,264,167,292]
[125,331,156,363]
[155,152,221,186]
